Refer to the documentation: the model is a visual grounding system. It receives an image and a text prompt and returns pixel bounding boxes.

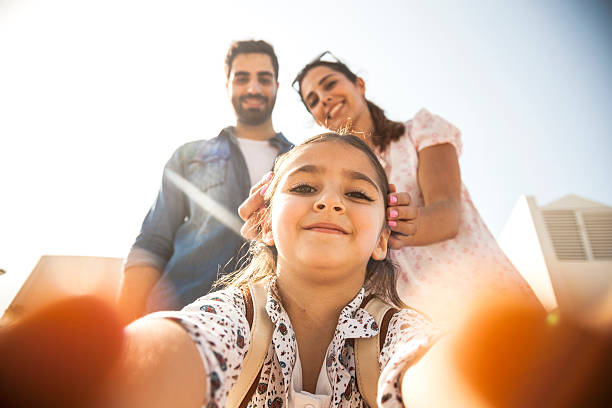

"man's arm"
[118,147,189,324]
[116,265,162,325]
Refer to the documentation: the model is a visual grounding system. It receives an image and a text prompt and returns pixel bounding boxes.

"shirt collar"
[222,126,293,154]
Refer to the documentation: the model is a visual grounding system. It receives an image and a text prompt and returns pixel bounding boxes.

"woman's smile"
[326,100,345,121]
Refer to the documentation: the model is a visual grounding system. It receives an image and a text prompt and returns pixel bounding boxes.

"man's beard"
[232,93,276,126]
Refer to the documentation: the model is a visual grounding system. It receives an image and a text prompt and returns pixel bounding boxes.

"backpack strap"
[226,279,273,408]
[354,297,398,408]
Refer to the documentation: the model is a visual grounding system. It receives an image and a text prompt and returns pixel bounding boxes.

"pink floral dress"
[148,278,437,408]
[377,109,538,327]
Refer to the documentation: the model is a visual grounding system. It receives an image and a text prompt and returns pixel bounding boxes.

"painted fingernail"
[260,185,268,196]
[388,220,397,227]
[389,195,398,204]
[390,210,398,218]
[265,172,274,182]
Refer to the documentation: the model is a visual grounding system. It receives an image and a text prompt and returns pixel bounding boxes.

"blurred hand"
[0,296,123,408]
[387,183,418,249]
[238,171,273,240]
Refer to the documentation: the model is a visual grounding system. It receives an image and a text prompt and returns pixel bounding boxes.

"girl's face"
[266,141,389,282]
[300,65,370,132]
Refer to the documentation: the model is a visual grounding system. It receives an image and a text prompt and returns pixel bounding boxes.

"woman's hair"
[293,59,405,152]
[217,133,404,308]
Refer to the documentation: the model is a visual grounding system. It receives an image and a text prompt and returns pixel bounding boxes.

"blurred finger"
[388,220,417,236]
[388,235,405,249]
[238,187,266,221]
[388,191,412,207]
[240,212,261,240]
[249,171,274,195]
[388,205,418,220]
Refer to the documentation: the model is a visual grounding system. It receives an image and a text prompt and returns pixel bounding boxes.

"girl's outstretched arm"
[105,318,207,408]
[388,143,461,248]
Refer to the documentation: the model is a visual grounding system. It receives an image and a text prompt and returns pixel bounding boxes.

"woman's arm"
[104,318,207,408]
[388,143,461,248]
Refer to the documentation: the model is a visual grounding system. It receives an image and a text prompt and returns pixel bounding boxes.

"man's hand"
[238,172,273,240]
[387,183,419,249]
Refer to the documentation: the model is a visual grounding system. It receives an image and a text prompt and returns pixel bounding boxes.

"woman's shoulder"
[400,108,462,156]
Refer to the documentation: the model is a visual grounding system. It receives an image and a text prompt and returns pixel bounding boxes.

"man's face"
[227,53,278,126]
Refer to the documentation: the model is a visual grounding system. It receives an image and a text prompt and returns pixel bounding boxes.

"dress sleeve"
[377,308,440,407]
[145,287,251,407]
[410,108,463,157]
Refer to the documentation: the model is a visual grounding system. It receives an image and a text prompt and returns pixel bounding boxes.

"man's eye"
[290,184,316,194]
[259,78,272,85]
[346,191,374,202]
[235,77,248,84]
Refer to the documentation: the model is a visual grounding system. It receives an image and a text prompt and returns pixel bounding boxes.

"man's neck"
[234,120,276,141]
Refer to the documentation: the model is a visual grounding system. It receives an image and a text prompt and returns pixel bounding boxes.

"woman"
[242,52,539,327]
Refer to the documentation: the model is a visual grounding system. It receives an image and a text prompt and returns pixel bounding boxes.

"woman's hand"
[238,172,273,240]
[387,184,419,249]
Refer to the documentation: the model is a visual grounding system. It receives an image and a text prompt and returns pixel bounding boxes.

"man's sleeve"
[124,147,188,271]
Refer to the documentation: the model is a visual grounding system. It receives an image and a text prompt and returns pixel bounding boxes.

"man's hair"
[225,40,279,80]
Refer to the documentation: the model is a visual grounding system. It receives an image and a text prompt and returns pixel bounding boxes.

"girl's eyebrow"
[286,165,380,192]
[342,169,380,192]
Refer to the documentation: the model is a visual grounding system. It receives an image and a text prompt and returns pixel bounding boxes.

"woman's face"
[300,65,370,132]
[268,141,389,283]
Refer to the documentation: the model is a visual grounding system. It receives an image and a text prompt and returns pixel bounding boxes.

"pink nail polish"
[388,220,397,227]
[260,185,268,196]
[390,195,398,204]
[265,172,274,182]
[390,210,398,218]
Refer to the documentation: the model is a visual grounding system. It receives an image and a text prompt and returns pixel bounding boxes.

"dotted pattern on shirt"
[147,278,438,408]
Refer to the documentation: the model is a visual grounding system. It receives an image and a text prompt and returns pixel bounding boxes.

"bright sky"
[1,0,611,308]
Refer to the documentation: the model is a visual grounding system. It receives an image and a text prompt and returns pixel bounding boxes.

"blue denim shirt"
[125,127,293,312]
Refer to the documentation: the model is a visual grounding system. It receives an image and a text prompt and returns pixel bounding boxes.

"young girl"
[108,134,437,408]
[243,53,540,328]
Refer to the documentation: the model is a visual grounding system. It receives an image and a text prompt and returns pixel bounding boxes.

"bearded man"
[118,40,292,322]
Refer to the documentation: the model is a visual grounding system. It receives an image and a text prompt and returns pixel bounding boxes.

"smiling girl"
[96,134,437,408]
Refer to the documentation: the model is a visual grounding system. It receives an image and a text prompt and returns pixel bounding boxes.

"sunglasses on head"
[292,50,344,92]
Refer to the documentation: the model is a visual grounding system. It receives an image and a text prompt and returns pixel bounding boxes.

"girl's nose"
[322,95,332,107]
[314,195,345,213]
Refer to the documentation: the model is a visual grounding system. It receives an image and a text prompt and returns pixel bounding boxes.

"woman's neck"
[349,108,377,151]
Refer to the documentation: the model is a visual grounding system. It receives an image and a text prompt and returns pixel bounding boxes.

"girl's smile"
[303,222,348,235]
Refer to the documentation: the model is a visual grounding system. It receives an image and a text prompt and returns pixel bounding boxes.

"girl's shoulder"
[181,286,248,317]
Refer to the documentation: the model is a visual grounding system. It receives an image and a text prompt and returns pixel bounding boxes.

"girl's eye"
[308,97,319,109]
[289,184,316,194]
[346,191,374,202]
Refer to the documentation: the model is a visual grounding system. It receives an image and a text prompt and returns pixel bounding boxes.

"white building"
[499,194,612,315]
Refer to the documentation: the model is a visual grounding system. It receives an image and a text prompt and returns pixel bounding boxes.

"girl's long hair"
[216,133,405,308]
[293,59,405,152]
